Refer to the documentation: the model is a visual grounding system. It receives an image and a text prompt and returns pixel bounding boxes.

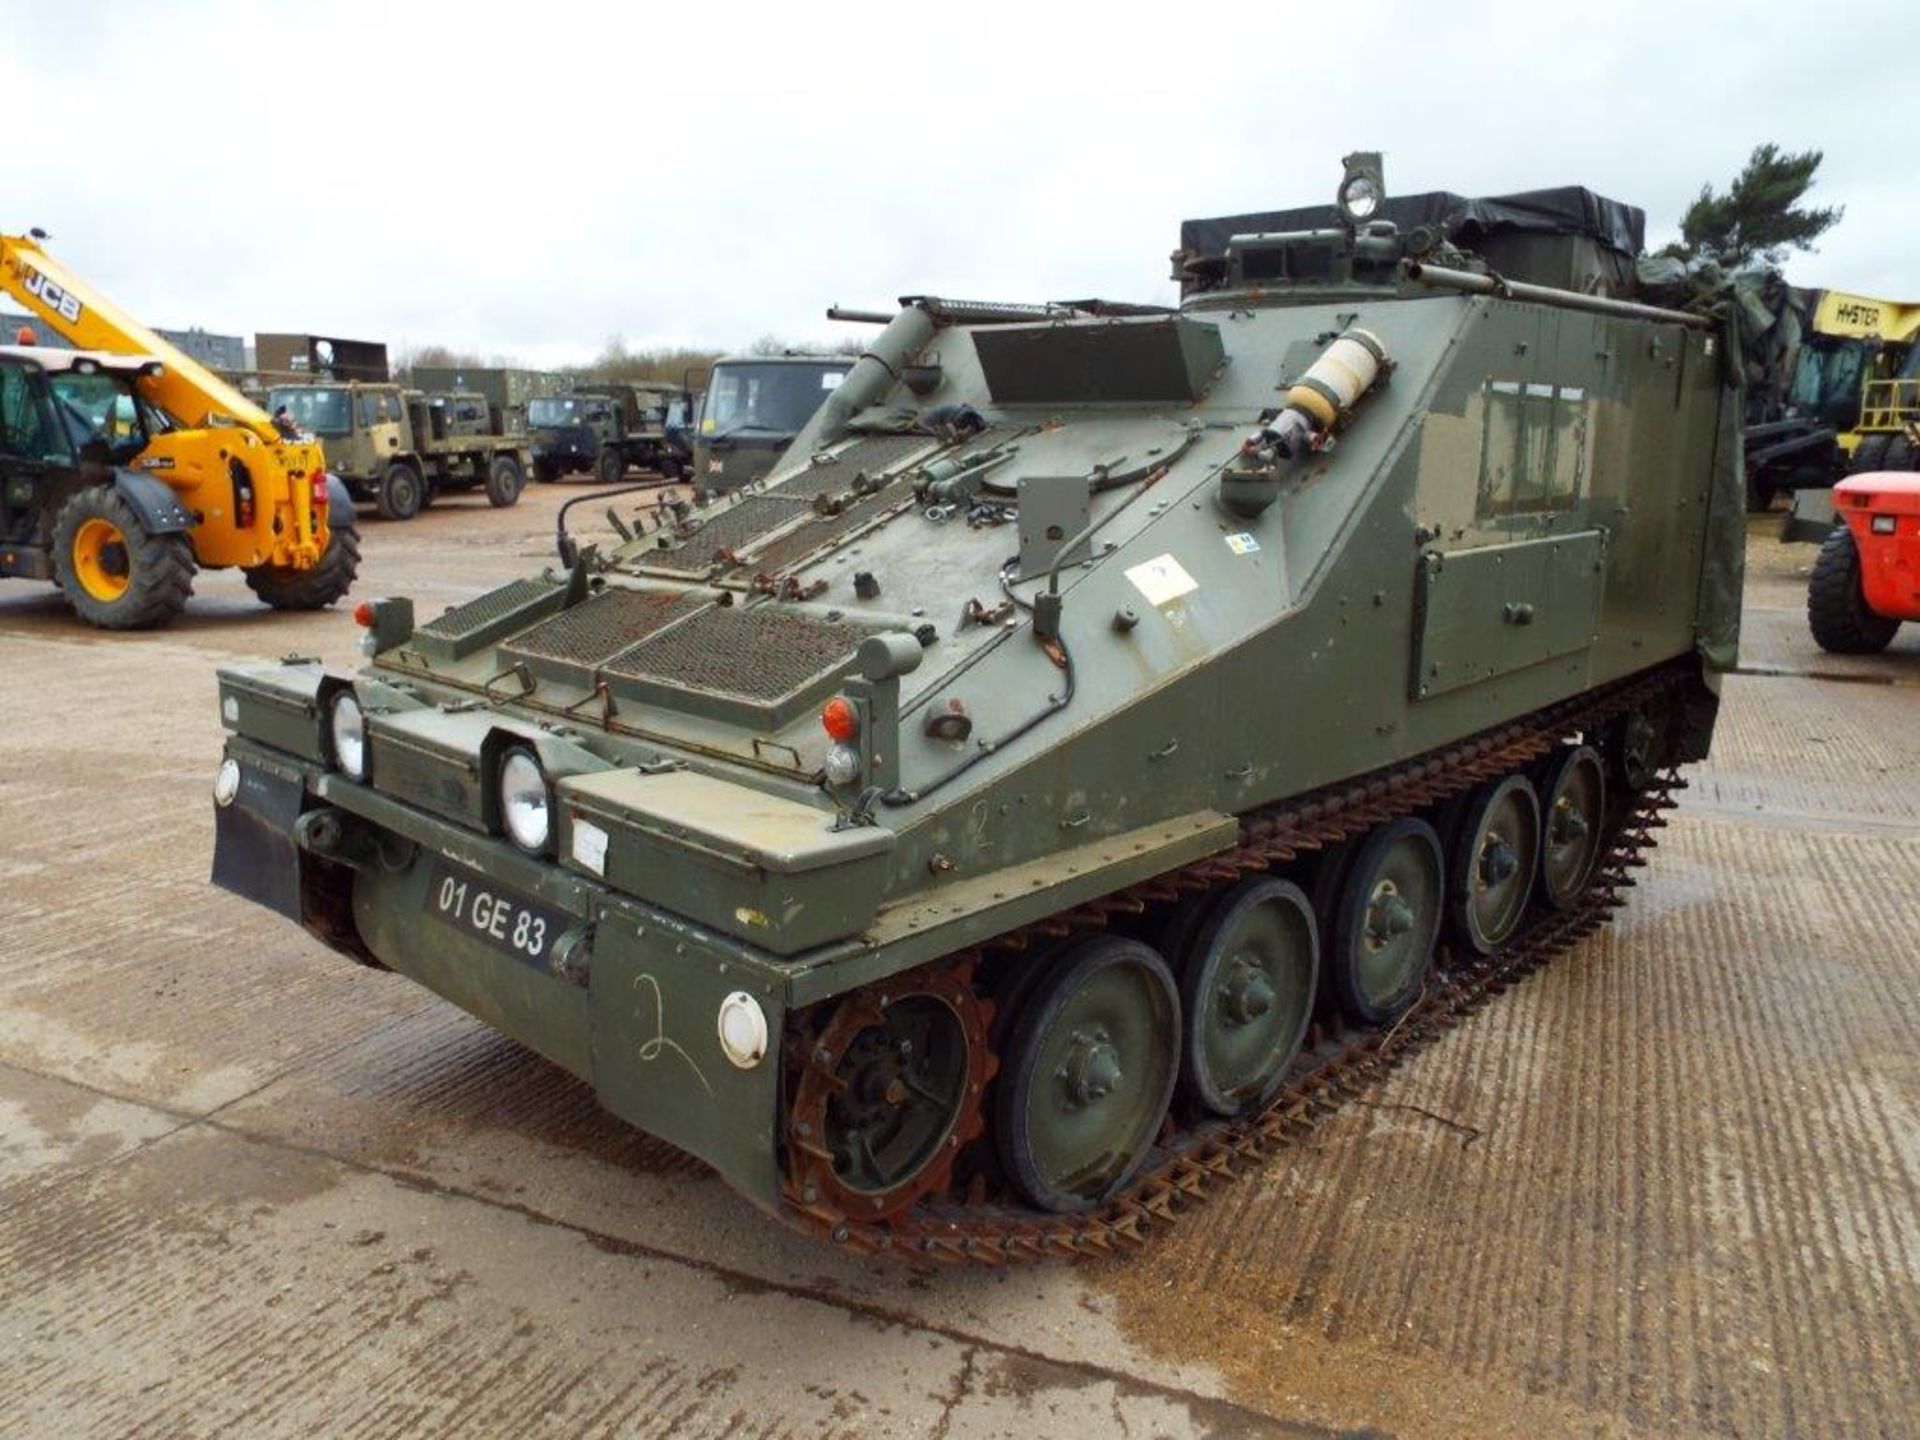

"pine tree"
[1665,144,1842,268]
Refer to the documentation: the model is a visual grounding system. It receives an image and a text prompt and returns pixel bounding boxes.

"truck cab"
[694,355,852,491]
[270,381,527,521]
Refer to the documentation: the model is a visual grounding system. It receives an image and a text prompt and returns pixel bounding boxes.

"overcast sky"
[7,1,1916,368]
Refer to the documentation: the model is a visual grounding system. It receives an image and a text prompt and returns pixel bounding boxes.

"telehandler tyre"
[376,461,423,521]
[50,486,195,630]
[245,523,362,611]
[487,455,525,508]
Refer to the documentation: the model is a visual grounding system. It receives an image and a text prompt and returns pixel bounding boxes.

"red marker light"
[821,696,860,742]
[311,470,329,509]
[353,600,377,628]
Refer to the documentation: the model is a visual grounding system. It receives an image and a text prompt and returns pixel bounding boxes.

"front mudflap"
[211,747,306,920]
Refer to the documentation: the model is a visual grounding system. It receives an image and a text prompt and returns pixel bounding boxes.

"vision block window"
[1478,380,1588,516]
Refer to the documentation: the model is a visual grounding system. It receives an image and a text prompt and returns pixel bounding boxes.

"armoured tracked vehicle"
[211,156,1743,1260]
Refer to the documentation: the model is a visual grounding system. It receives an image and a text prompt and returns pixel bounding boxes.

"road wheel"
[1176,878,1317,1118]
[597,448,625,484]
[1329,817,1444,1026]
[993,934,1179,1213]
[1808,524,1900,654]
[487,455,524,508]
[1448,776,1540,955]
[1538,746,1607,910]
[50,486,195,630]
[375,461,423,520]
[244,522,361,610]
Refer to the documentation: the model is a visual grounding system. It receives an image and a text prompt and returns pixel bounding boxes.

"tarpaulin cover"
[1180,188,1645,261]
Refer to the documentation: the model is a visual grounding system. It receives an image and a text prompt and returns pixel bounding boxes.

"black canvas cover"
[1180,187,1645,261]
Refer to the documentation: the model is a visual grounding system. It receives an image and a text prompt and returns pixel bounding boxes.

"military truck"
[409,365,570,437]
[269,381,528,521]
[528,381,682,484]
[694,354,852,490]
[212,155,1741,1259]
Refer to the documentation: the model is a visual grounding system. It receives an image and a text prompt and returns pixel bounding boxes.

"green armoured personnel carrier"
[212,156,1742,1260]
[269,381,528,521]
[529,381,683,484]
[693,353,853,490]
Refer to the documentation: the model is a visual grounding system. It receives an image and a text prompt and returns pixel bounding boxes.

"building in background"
[154,326,246,372]
[255,332,390,382]
[2,309,72,348]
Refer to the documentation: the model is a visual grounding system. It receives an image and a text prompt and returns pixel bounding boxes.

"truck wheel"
[1808,525,1900,653]
[376,461,423,521]
[659,456,685,481]
[50,487,195,630]
[244,522,362,610]
[597,449,624,484]
[1886,437,1916,472]
[487,455,524,508]
[534,457,561,484]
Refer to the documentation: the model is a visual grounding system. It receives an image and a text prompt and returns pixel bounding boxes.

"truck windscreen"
[701,363,848,436]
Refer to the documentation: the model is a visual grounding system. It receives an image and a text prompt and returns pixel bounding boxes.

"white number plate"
[425,859,568,970]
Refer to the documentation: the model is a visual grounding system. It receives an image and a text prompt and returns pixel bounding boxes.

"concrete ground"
[2,494,1916,1439]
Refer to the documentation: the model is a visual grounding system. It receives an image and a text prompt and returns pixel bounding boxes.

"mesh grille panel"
[771,435,932,501]
[418,578,558,640]
[502,588,706,669]
[747,485,904,575]
[606,606,872,702]
[649,495,812,575]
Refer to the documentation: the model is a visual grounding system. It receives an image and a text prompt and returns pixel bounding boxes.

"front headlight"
[330,692,368,779]
[500,748,551,853]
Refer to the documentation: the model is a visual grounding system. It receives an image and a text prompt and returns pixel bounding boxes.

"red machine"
[1808,470,1920,653]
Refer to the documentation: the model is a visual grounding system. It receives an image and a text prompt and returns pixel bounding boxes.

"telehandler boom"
[0,231,357,628]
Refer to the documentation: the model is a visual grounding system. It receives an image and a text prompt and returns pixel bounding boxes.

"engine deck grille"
[605,605,873,706]
[648,495,813,575]
[413,577,564,660]
[770,434,933,502]
[502,587,707,671]
[746,485,907,575]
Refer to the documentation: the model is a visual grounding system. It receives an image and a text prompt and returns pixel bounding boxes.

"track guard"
[112,468,194,534]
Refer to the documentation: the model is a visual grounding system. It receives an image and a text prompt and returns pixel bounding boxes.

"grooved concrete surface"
[2,500,1915,1438]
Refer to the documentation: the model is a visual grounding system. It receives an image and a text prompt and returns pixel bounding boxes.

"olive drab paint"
[210,160,1742,1223]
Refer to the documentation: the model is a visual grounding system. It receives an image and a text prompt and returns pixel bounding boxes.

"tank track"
[780,662,1693,1265]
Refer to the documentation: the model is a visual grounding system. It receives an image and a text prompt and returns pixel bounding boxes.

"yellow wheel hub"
[72,517,132,601]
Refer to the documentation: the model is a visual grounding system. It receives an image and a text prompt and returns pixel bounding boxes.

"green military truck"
[528,381,683,484]
[409,366,570,437]
[270,382,528,521]
[694,353,852,490]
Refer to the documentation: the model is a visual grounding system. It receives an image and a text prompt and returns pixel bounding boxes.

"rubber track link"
[779,661,1694,1265]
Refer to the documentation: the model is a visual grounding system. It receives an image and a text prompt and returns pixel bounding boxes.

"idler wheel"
[1448,775,1541,955]
[788,966,993,1221]
[1538,745,1607,910]
[1606,702,1669,794]
[1177,878,1318,1118]
[1330,817,1444,1027]
[993,935,1179,1214]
